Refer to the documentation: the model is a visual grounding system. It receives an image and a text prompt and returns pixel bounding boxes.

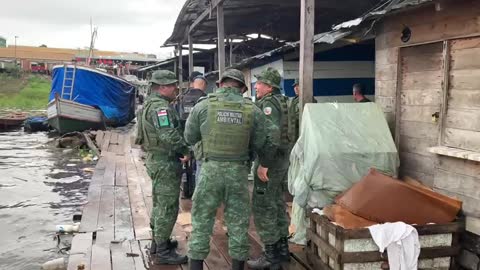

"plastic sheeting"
[288,103,399,244]
[49,66,136,126]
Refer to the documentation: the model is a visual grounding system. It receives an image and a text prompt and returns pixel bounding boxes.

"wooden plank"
[306,229,340,262]
[448,90,480,110]
[130,240,148,270]
[96,185,115,243]
[400,90,441,106]
[188,0,226,34]
[111,241,137,270]
[216,3,225,77]
[401,52,443,73]
[375,63,397,81]
[115,155,128,186]
[84,132,100,157]
[399,136,437,157]
[435,155,480,178]
[445,109,480,132]
[450,46,480,70]
[400,151,435,176]
[299,0,314,117]
[400,105,441,123]
[434,169,480,200]
[102,153,116,186]
[375,79,396,97]
[401,70,443,91]
[79,185,102,233]
[126,156,151,240]
[434,187,480,217]
[341,246,460,263]
[90,243,112,270]
[444,127,480,152]
[110,132,119,145]
[101,131,112,153]
[399,121,439,140]
[115,186,135,241]
[95,130,104,147]
[401,169,434,188]
[67,233,93,270]
[450,69,480,90]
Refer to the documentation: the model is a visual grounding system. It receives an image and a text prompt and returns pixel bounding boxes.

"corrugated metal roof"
[164,0,384,46]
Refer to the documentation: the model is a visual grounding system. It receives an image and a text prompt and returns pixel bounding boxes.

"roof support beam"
[178,43,183,89]
[299,0,314,117]
[217,2,226,78]
[188,35,194,78]
[189,0,226,34]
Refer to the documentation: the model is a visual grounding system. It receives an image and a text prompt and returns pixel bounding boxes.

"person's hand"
[257,165,269,182]
[179,155,191,164]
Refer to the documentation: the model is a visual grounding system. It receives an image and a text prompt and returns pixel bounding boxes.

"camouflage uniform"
[249,67,291,269]
[139,70,189,265]
[288,79,317,144]
[185,69,278,270]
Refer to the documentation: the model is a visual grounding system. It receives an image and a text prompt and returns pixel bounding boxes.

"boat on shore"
[0,112,28,130]
[47,65,136,134]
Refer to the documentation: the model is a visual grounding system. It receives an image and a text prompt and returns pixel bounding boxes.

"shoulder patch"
[157,109,170,127]
[263,107,272,115]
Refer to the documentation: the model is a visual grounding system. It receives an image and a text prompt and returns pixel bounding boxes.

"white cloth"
[368,222,420,270]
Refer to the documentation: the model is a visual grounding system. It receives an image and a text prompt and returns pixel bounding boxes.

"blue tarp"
[49,66,136,125]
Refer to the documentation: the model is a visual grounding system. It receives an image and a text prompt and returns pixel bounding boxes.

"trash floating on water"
[55,223,80,233]
[41,257,66,270]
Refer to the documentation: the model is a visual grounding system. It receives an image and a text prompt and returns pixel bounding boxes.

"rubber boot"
[277,237,290,262]
[232,259,245,270]
[189,259,204,270]
[150,238,178,255]
[154,241,188,265]
[246,244,280,270]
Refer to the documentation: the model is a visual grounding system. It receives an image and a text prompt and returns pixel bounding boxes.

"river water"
[0,128,93,269]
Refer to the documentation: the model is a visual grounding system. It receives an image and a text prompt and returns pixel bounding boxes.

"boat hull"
[47,98,104,134]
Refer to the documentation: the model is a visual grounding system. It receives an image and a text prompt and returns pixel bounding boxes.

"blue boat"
[47,65,136,134]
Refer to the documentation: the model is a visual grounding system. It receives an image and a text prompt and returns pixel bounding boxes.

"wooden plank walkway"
[68,130,311,270]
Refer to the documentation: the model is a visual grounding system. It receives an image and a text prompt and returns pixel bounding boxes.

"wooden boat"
[47,96,104,134]
[47,65,135,134]
[0,112,28,130]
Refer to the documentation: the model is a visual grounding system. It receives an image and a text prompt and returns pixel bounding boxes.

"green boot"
[189,259,204,270]
[246,244,280,269]
[277,237,290,262]
[232,259,245,270]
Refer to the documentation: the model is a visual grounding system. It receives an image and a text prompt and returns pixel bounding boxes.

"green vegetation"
[0,75,51,109]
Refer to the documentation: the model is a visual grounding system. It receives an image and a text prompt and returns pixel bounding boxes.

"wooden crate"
[306,212,464,270]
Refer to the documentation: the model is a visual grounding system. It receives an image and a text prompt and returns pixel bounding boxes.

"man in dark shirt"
[353,83,371,103]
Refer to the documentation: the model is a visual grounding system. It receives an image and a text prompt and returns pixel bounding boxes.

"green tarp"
[288,102,399,244]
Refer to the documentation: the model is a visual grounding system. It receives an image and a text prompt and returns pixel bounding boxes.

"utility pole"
[14,36,19,66]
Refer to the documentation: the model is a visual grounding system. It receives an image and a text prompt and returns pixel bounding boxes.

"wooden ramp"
[68,130,311,270]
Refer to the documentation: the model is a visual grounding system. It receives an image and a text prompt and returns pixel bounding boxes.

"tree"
[39,44,47,48]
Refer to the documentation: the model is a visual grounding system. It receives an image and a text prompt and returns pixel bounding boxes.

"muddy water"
[0,128,93,269]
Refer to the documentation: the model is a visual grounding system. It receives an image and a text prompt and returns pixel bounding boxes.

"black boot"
[277,237,290,262]
[232,259,245,270]
[246,244,280,270]
[150,238,178,254]
[189,259,204,270]
[154,241,188,265]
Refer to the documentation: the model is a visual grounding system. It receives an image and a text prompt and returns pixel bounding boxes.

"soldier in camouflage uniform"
[288,79,317,145]
[139,70,189,265]
[185,69,279,270]
[248,67,291,270]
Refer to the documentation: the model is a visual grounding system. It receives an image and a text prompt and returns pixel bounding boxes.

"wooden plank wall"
[375,0,480,234]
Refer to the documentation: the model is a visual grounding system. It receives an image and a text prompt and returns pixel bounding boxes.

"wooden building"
[369,1,480,268]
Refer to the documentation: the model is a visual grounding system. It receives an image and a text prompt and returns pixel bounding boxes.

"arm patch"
[157,109,170,127]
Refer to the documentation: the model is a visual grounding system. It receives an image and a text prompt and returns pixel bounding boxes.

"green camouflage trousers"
[252,157,290,245]
[188,160,250,261]
[146,153,182,243]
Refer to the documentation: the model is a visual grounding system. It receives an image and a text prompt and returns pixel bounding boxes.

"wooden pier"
[67,130,311,270]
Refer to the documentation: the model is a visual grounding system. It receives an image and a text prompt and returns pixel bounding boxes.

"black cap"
[189,71,203,82]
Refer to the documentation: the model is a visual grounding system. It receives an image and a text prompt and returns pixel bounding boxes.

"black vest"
[178,88,206,120]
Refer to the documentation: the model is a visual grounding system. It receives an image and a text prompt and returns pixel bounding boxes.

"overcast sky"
[0,0,186,59]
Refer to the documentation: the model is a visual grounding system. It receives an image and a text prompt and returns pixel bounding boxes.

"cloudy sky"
[0,0,186,58]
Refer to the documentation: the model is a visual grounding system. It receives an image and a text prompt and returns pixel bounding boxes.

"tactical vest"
[178,89,205,120]
[140,96,173,154]
[287,96,300,145]
[261,94,290,149]
[202,94,254,161]
[134,107,144,145]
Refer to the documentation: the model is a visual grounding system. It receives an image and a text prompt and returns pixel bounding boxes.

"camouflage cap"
[292,78,299,87]
[255,67,282,89]
[220,69,246,86]
[150,70,178,86]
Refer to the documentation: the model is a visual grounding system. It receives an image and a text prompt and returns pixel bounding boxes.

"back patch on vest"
[216,110,243,125]
[157,110,170,127]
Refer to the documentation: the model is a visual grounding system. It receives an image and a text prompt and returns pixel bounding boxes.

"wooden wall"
[375,0,480,234]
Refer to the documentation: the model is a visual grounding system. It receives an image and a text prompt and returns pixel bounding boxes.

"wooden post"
[229,38,233,66]
[299,0,315,116]
[188,35,194,78]
[178,44,183,90]
[217,3,225,79]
